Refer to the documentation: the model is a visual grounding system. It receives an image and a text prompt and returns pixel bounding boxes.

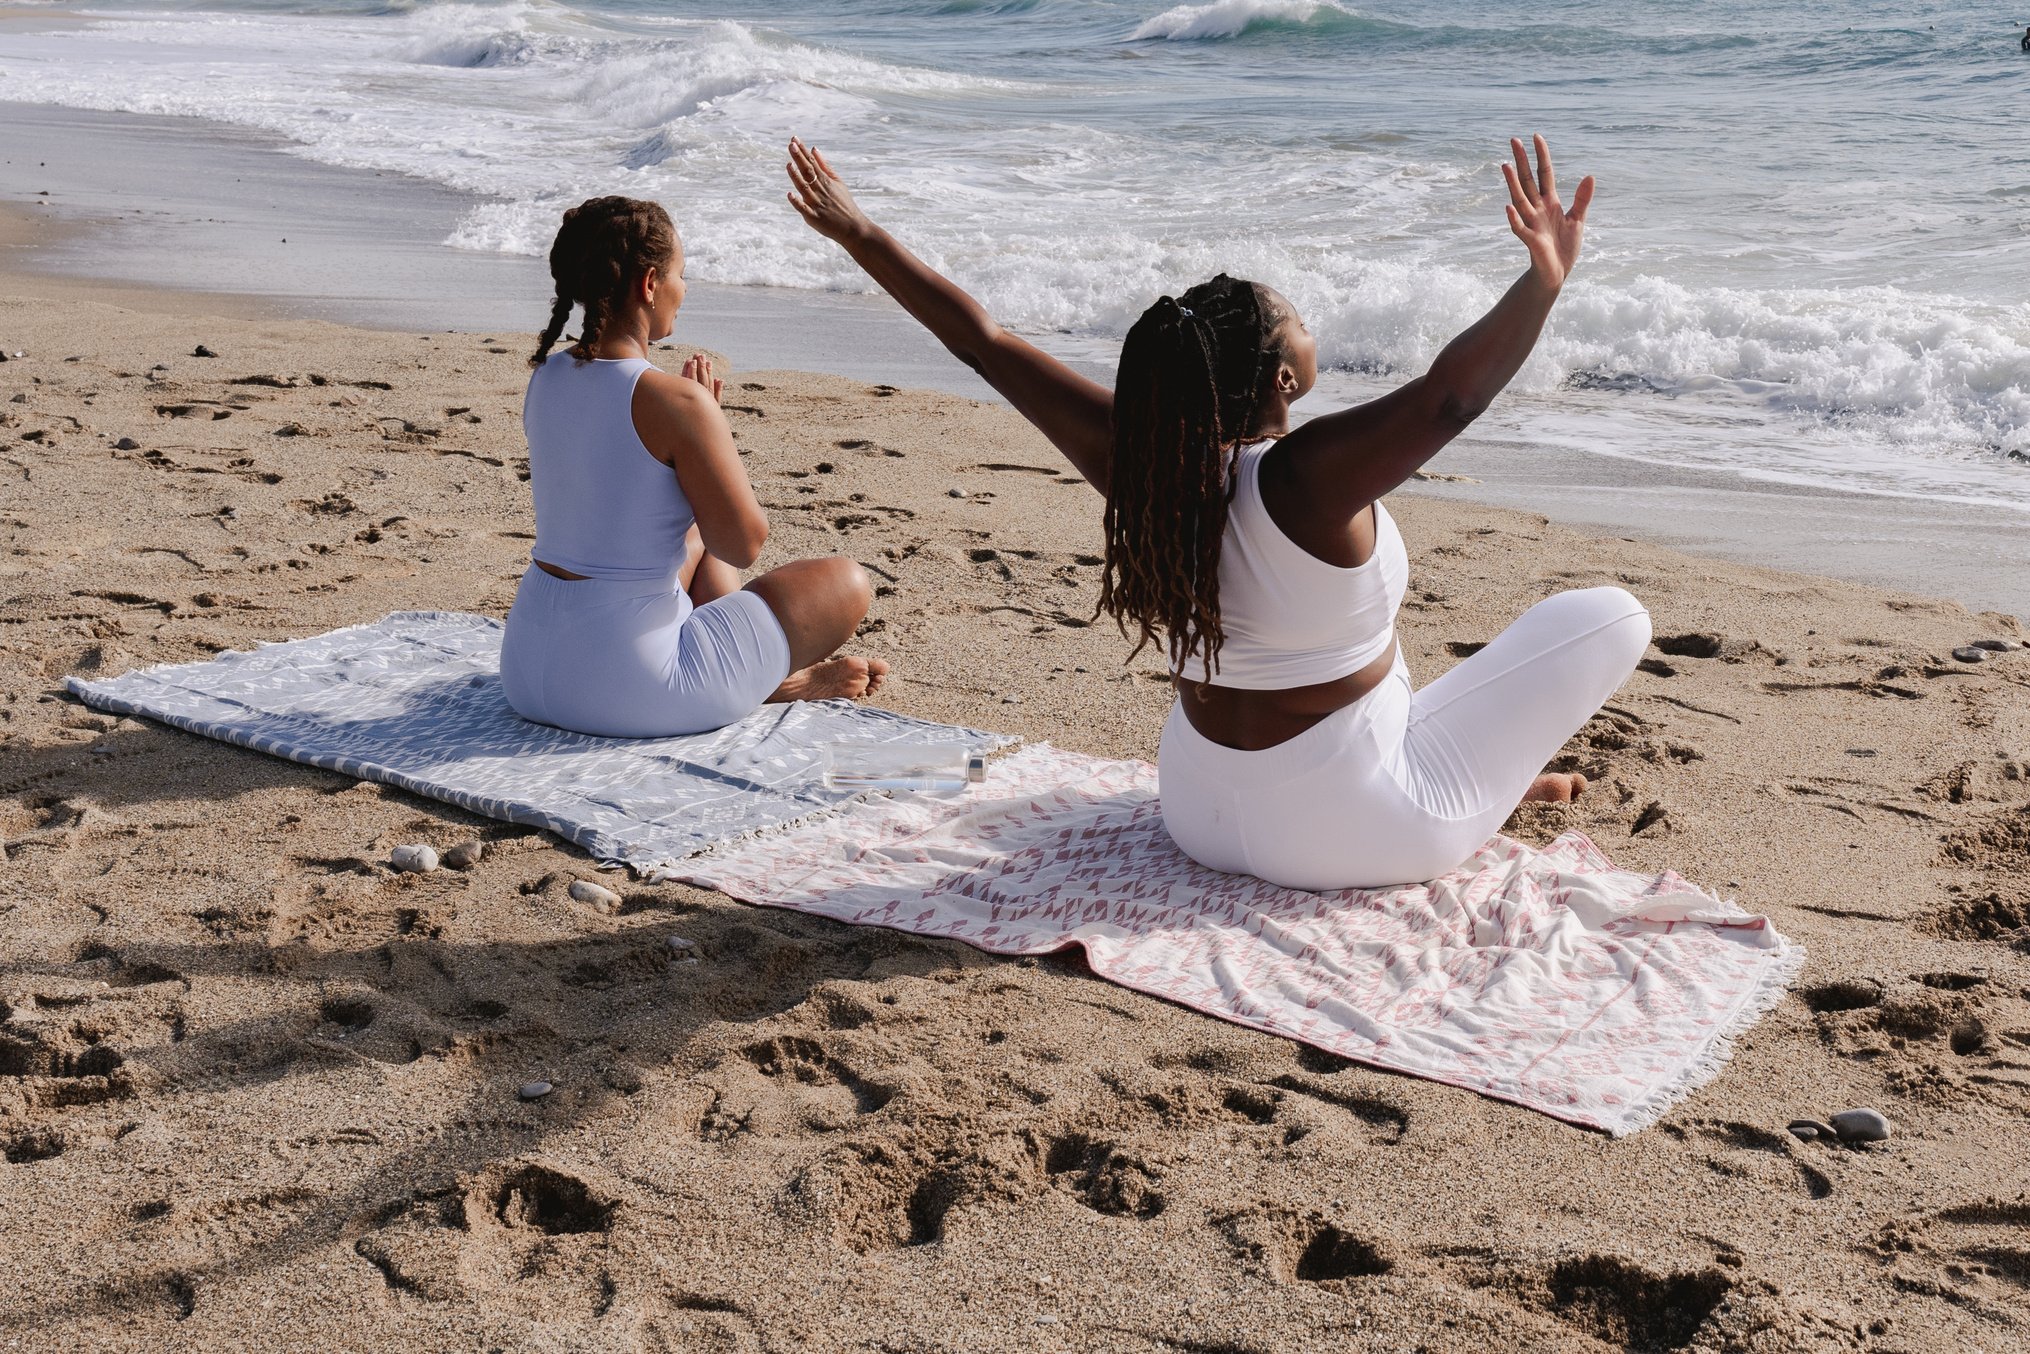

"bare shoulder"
[630,366,722,461]
[637,365,726,424]
[633,364,714,412]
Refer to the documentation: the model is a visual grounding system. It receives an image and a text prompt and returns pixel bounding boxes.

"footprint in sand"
[1669,1119,1833,1199]
[1221,1206,1392,1286]
[1801,969,2029,1110]
[1921,889,2029,949]
[1871,1199,2030,1328]
[719,1033,896,1133]
[1936,807,2030,870]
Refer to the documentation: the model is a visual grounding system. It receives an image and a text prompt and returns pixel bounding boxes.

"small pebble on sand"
[1951,646,1986,663]
[443,841,484,871]
[1787,1118,1837,1141]
[666,934,696,953]
[1830,1107,1892,1143]
[389,844,440,873]
[568,879,621,910]
[947,487,968,498]
[518,1081,552,1101]
[1971,638,2019,652]
[114,437,139,451]
[193,345,218,358]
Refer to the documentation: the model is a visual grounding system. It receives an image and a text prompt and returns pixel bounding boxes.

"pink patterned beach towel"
[678,745,1802,1136]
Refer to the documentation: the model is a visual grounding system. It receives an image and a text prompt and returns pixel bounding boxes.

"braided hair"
[1097,273,1288,675]
[529,196,678,368]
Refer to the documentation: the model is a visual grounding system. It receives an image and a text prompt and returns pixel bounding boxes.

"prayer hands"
[680,353,722,404]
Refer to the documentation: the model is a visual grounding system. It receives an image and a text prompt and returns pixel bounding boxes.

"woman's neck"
[591,308,654,361]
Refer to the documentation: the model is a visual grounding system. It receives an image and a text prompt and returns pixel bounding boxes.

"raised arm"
[1277,135,1594,515]
[785,138,1115,492]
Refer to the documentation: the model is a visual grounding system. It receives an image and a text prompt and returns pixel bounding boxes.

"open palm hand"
[1501,134,1594,290]
[786,137,872,246]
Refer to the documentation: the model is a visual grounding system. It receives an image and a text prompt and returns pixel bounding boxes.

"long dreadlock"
[1097,273,1288,674]
[529,196,677,369]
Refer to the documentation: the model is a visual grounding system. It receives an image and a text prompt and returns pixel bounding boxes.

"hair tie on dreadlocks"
[529,195,678,369]
[1097,273,1288,675]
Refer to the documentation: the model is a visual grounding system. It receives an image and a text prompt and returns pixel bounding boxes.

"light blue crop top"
[523,352,693,585]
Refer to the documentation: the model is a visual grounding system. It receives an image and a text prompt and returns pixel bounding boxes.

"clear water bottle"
[821,742,987,793]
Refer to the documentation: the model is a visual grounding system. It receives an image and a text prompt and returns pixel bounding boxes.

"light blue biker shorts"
[500,564,793,739]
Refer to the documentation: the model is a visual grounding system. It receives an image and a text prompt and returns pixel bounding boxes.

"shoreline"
[2,99,2023,620]
[2,94,2028,618]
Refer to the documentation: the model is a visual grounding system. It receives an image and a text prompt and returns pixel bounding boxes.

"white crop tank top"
[523,352,694,585]
[1174,442,1410,689]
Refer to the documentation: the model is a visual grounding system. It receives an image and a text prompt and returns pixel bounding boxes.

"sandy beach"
[1,242,2027,1351]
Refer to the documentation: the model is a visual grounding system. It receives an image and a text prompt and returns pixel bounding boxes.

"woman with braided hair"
[787,135,1650,890]
[501,195,885,738]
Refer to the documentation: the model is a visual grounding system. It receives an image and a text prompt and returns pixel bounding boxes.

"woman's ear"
[1275,360,1300,396]
[639,265,661,306]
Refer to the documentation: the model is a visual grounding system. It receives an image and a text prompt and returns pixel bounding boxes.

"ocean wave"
[1278,260,2029,459]
[1125,0,1364,43]
[406,21,540,69]
[1,0,2022,491]
[1544,278,2030,456]
[452,178,2030,465]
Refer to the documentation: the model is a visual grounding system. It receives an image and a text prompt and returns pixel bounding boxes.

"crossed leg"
[1396,586,1651,834]
[678,524,888,702]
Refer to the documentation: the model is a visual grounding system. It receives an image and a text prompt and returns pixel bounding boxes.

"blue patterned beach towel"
[67,611,1009,877]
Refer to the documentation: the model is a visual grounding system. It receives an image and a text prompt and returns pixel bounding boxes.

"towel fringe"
[1593,936,1809,1137]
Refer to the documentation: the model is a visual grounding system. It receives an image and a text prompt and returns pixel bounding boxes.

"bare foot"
[769,655,889,704]
[1522,771,1587,804]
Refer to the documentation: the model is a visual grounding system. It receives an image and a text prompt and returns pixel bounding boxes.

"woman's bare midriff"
[1174,637,1400,752]
[536,560,590,580]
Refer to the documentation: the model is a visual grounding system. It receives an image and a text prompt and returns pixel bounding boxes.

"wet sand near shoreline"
[1,277,2029,1349]
[3,96,2028,621]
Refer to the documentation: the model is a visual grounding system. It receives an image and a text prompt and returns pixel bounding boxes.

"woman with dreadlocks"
[787,135,1649,890]
[500,195,885,738]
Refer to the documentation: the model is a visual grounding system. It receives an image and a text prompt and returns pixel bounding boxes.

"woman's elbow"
[729,517,768,570]
[1436,392,1488,429]
[939,337,988,377]
[703,516,766,571]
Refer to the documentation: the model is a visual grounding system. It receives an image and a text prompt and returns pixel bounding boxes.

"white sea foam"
[1,1,2023,505]
[1126,0,1353,43]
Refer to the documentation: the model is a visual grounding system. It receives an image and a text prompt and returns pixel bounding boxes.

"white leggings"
[1158,586,1652,891]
